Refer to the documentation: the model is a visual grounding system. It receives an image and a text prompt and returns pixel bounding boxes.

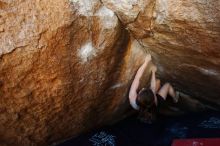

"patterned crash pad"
[58,112,220,146]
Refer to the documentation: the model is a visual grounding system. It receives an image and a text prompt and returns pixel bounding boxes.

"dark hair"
[136,88,157,123]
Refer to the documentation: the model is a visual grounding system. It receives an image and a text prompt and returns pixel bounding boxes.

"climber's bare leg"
[168,84,178,102]
[158,83,177,102]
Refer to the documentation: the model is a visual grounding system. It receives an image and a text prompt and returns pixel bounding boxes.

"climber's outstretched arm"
[155,79,161,93]
[150,66,157,94]
[129,54,151,100]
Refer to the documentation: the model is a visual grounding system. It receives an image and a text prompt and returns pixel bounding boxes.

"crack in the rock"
[101,0,156,42]
[149,0,156,33]
[100,0,141,26]
[0,44,29,59]
[36,30,48,49]
[99,0,103,5]
[124,11,141,26]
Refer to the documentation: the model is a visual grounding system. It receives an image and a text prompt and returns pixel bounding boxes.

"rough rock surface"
[0,0,220,145]
[103,0,220,108]
[0,0,151,145]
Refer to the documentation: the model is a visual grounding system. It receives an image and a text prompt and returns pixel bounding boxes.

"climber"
[129,54,179,123]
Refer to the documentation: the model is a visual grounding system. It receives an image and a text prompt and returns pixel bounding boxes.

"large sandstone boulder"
[0,0,219,145]
[0,0,151,145]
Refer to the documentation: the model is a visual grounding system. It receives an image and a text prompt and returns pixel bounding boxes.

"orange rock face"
[0,0,150,145]
[0,0,220,145]
[103,0,220,108]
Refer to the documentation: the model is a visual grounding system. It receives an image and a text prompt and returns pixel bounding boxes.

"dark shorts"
[156,94,166,108]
